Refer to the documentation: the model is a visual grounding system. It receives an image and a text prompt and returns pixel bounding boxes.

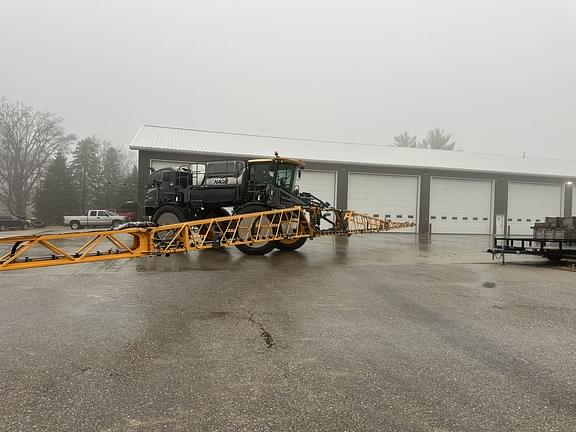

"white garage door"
[348,173,419,232]
[508,182,563,236]
[430,178,493,234]
[299,170,337,229]
[299,170,337,205]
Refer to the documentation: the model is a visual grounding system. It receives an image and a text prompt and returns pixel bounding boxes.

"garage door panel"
[348,174,418,232]
[299,171,337,206]
[508,182,563,235]
[430,178,492,234]
[299,170,337,229]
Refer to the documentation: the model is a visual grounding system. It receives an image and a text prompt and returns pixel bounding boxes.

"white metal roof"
[129,125,576,179]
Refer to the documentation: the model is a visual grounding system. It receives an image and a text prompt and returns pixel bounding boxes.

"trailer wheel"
[275,237,307,251]
[234,204,276,255]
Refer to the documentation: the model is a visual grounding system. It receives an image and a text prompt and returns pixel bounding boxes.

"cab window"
[97,211,108,217]
[176,171,191,188]
[249,163,274,185]
[276,165,296,191]
[149,169,174,187]
[161,170,173,182]
[149,171,162,185]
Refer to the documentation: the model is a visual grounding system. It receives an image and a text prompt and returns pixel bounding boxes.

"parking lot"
[1,233,576,431]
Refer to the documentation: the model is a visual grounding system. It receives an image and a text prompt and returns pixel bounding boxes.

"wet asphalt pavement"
[1,233,576,431]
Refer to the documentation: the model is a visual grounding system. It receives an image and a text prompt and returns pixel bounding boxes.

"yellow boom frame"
[0,207,414,272]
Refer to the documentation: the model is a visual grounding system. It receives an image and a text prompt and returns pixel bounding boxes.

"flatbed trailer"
[488,236,576,264]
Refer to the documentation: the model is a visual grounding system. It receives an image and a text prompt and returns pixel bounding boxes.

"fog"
[1,0,575,159]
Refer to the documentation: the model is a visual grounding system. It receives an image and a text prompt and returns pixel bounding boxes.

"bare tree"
[393,132,419,148]
[420,128,456,150]
[0,98,75,216]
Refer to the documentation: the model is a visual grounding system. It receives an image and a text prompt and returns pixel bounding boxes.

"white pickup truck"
[64,210,128,230]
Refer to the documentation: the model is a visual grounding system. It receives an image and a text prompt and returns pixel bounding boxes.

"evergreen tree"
[34,152,78,224]
[71,138,100,214]
[95,145,122,209]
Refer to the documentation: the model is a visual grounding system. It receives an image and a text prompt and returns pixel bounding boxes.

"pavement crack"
[513,303,576,311]
[248,312,275,349]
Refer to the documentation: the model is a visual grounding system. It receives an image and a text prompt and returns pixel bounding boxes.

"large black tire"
[152,205,190,246]
[111,219,122,228]
[152,205,188,225]
[70,220,81,230]
[234,204,276,256]
[275,237,307,251]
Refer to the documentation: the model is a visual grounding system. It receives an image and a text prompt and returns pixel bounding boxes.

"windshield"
[276,164,297,192]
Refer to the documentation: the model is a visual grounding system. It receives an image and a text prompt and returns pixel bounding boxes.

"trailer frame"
[488,236,576,264]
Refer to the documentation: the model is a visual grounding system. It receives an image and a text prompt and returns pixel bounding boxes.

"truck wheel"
[234,204,276,255]
[70,220,81,230]
[153,205,188,225]
[275,237,307,251]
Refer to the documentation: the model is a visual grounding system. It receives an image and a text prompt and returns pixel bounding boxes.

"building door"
[348,173,419,232]
[298,170,337,229]
[507,182,563,235]
[430,178,493,234]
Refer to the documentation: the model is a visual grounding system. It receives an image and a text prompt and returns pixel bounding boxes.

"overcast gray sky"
[1,0,575,159]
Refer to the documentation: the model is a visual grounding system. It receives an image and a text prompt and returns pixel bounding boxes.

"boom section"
[0,206,414,271]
